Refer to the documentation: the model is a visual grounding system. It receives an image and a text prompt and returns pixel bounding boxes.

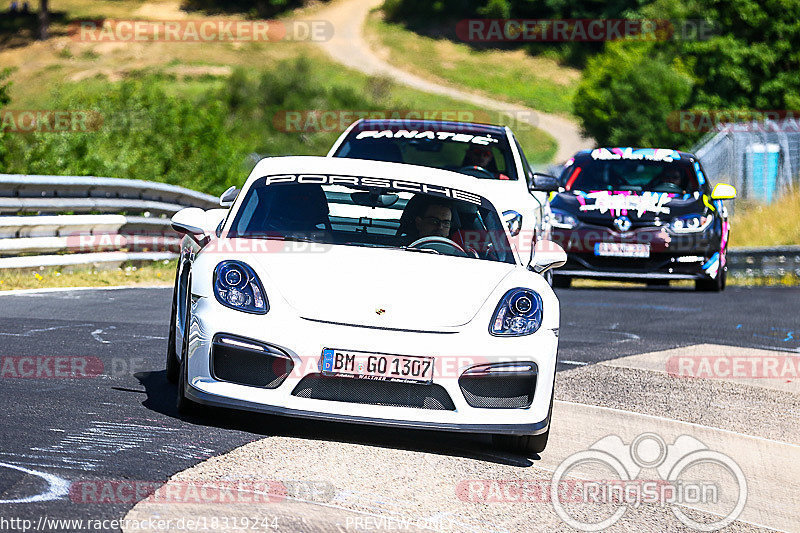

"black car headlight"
[669,214,712,233]
[550,209,578,229]
[490,288,543,336]
[213,260,268,314]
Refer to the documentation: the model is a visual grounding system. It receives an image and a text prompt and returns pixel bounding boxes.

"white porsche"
[167,156,566,454]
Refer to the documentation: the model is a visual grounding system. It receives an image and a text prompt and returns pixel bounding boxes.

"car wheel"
[552,275,571,289]
[165,269,180,384]
[493,383,554,455]
[176,275,204,416]
[695,268,725,292]
[493,430,550,455]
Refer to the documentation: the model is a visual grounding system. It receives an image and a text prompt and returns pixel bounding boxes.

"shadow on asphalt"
[134,370,538,468]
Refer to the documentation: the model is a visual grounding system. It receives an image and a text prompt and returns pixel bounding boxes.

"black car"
[549,148,737,291]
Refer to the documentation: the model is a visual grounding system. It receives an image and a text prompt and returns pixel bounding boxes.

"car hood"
[251,244,515,331]
[550,190,709,224]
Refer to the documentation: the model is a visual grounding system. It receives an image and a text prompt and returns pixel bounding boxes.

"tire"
[165,269,180,384]
[494,430,550,455]
[646,280,670,287]
[695,267,726,292]
[176,274,204,417]
[552,275,571,289]
[493,382,555,455]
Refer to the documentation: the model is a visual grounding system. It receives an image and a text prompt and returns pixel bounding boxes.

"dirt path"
[314,0,594,163]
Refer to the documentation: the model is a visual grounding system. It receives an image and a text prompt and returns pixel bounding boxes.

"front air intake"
[211,334,293,389]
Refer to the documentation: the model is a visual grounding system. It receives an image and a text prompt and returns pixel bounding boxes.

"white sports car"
[327,119,563,283]
[167,156,566,454]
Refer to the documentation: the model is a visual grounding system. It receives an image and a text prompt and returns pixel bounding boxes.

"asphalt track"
[0,286,798,532]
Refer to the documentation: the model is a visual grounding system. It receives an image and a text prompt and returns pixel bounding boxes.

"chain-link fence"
[692,120,799,212]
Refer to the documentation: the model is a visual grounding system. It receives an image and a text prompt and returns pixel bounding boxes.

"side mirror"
[502,210,523,237]
[219,186,240,207]
[529,173,561,192]
[172,207,210,244]
[530,240,567,274]
[711,183,737,200]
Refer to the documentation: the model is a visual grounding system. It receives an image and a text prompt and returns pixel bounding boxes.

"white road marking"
[91,327,112,344]
[0,462,70,504]
[0,324,93,337]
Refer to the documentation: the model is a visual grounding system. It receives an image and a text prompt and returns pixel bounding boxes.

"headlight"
[490,288,543,336]
[550,209,578,229]
[214,260,268,314]
[670,214,712,233]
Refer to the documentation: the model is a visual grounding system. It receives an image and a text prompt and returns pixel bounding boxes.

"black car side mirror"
[529,173,561,192]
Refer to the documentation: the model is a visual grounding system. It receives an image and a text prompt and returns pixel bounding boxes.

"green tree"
[573,41,694,147]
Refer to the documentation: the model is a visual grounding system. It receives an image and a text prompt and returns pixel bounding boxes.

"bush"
[573,42,694,147]
[0,68,11,167]
[0,57,390,195]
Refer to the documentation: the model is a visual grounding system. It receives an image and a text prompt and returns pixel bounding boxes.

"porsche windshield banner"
[256,174,487,207]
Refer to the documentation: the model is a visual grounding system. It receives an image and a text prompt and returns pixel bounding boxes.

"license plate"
[594,242,650,258]
[320,348,434,384]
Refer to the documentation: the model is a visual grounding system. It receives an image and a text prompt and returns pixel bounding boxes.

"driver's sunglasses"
[471,148,492,158]
[422,216,452,229]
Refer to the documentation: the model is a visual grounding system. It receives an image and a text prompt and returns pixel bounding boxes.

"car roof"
[571,147,698,161]
[352,118,508,136]
[245,155,505,204]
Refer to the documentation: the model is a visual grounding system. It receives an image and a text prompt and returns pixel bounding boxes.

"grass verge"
[365,9,580,117]
[570,275,800,289]
[0,260,175,291]
[730,191,800,247]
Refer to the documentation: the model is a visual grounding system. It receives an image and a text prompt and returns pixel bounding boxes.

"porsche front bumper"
[182,296,558,435]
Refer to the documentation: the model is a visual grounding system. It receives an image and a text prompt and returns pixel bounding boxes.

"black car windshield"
[333,125,518,181]
[226,175,516,264]
[561,155,700,194]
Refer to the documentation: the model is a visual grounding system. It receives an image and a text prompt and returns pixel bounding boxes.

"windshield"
[561,156,700,194]
[227,175,516,264]
[333,125,518,181]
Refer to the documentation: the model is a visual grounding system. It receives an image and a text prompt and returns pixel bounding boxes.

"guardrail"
[727,246,800,278]
[0,174,218,270]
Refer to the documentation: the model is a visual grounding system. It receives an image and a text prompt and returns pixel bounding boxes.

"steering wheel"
[457,165,495,179]
[407,236,468,257]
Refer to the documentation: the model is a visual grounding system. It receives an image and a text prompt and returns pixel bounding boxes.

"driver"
[415,201,452,239]
[654,167,684,190]
[461,145,509,180]
[399,196,453,245]
[463,145,495,169]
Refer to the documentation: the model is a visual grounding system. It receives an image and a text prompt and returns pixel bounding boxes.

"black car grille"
[291,374,456,411]
[567,253,705,274]
[458,372,537,409]
[211,335,293,389]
